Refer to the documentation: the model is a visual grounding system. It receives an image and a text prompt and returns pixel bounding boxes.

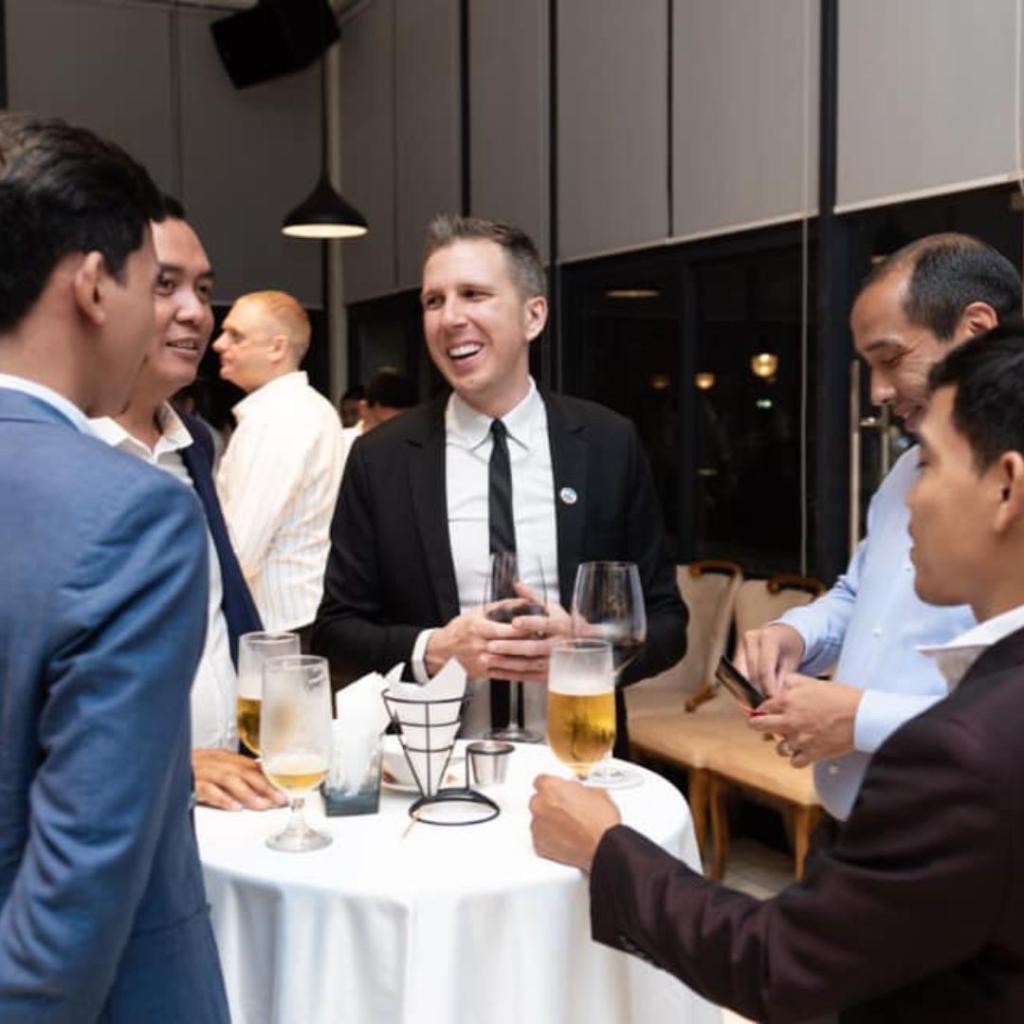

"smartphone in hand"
[715,656,766,710]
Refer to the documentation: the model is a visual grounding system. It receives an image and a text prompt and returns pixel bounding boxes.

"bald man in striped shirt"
[213,290,347,636]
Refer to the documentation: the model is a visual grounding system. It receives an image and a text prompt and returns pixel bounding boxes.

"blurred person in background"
[213,289,347,639]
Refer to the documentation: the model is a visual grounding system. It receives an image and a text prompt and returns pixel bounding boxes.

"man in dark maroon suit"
[531,322,1024,1023]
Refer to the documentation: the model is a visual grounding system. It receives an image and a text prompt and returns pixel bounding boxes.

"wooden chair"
[704,573,827,880]
[627,560,742,855]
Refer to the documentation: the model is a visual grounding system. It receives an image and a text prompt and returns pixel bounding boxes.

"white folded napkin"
[327,667,395,792]
[383,659,467,795]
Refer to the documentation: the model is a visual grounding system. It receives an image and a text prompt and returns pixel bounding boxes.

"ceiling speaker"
[211,0,341,90]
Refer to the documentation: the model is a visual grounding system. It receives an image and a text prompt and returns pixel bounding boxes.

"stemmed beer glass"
[571,561,647,787]
[485,551,547,743]
[260,654,333,852]
[236,631,301,756]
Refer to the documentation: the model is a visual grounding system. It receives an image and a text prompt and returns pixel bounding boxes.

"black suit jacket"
[590,625,1024,1022]
[178,411,263,665]
[311,389,686,749]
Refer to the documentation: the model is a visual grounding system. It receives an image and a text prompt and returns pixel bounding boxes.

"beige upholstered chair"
[706,573,827,879]
[627,560,742,854]
[626,560,743,720]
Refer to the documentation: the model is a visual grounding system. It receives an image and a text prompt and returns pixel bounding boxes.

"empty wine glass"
[484,551,547,743]
[261,654,333,852]
[571,561,647,788]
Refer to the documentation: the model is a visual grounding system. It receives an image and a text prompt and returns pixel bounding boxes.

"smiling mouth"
[448,342,483,361]
[166,338,200,353]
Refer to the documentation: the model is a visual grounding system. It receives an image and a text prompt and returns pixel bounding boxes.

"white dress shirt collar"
[0,373,94,435]
[919,603,1024,690]
[446,378,544,451]
[91,402,193,458]
[233,370,308,422]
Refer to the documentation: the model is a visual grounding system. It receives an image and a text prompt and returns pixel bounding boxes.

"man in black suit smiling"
[312,215,684,748]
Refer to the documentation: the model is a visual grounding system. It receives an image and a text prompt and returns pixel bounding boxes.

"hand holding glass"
[261,654,333,852]
[485,551,547,743]
[236,631,301,756]
[546,639,616,781]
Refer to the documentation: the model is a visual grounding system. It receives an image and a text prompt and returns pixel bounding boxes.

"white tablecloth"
[197,745,721,1024]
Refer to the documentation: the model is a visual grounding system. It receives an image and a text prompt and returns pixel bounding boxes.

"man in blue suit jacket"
[0,116,229,1021]
[92,196,282,812]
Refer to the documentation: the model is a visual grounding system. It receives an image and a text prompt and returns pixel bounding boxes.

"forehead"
[152,218,211,274]
[918,386,965,451]
[422,238,514,291]
[850,270,913,339]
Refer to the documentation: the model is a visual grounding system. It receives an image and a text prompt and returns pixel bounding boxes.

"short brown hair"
[424,214,546,299]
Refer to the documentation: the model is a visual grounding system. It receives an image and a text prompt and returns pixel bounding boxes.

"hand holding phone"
[715,656,766,711]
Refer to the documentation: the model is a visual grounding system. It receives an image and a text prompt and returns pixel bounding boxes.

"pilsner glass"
[546,639,616,781]
[236,631,300,756]
[571,562,647,788]
[261,654,333,852]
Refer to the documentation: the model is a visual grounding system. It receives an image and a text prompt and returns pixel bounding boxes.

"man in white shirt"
[92,198,283,813]
[529,322,1024,1022]
[313,215,684,750]
[213,290,347,635]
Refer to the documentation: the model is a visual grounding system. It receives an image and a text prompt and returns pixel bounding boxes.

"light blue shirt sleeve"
[770,448,976,819]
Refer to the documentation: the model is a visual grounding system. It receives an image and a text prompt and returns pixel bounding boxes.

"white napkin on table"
[383,659,467,795]
[327,667,395,791]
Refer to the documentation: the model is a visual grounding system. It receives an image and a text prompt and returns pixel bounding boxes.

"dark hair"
[861,233,1021,341]
[928,318,1024,471]
[366,367,415,409]
[341,384,365,402]
[424,214,546,299]
[158,193,187,221]
[0,114,162,333]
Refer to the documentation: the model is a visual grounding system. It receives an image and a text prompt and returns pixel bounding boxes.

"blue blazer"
[0,390,229,1023]
[178,410,262,663]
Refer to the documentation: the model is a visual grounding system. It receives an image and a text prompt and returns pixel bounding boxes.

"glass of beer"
[546,639,616,781]
[260,654,333,852]
[571,562,647,788]
[236,631,300,756]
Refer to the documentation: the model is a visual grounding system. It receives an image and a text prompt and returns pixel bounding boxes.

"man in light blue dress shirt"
[739,233,1021,820]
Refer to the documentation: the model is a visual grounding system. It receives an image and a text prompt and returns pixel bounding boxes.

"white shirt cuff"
[411,628,436,684]
[854,689,944,753]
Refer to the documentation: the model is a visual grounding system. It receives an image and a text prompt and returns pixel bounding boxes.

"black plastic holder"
[381,692,499,826]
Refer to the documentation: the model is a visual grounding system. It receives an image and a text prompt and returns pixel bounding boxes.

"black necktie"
[489,419,514,729]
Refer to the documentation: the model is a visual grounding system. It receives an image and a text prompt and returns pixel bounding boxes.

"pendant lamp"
[281,2,368,240]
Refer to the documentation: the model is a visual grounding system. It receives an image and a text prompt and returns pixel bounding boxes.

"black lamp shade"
[282,172,368,239]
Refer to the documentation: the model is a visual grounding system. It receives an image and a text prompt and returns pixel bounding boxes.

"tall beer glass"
[236,631,300,755]
[546,639,615,781]
[261,654,333,852]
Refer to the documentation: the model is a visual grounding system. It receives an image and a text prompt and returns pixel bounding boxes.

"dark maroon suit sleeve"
[589,712,1009,1022]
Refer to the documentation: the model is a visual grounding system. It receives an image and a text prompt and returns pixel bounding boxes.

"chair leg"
[792,804,822,880]
[688,768,710,859]
[708,774,730,880]
[685,682,715,713]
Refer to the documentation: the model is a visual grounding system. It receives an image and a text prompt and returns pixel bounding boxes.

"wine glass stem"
[286,796,306,833]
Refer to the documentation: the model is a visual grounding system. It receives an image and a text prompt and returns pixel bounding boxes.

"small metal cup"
[466,740,514,788]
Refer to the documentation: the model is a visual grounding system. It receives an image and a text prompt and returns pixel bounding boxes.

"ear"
[268,333,290,364]
[71,252,109,327]
[992,451,1024,535]
[523,295,548,343]
[956,300,999,340]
